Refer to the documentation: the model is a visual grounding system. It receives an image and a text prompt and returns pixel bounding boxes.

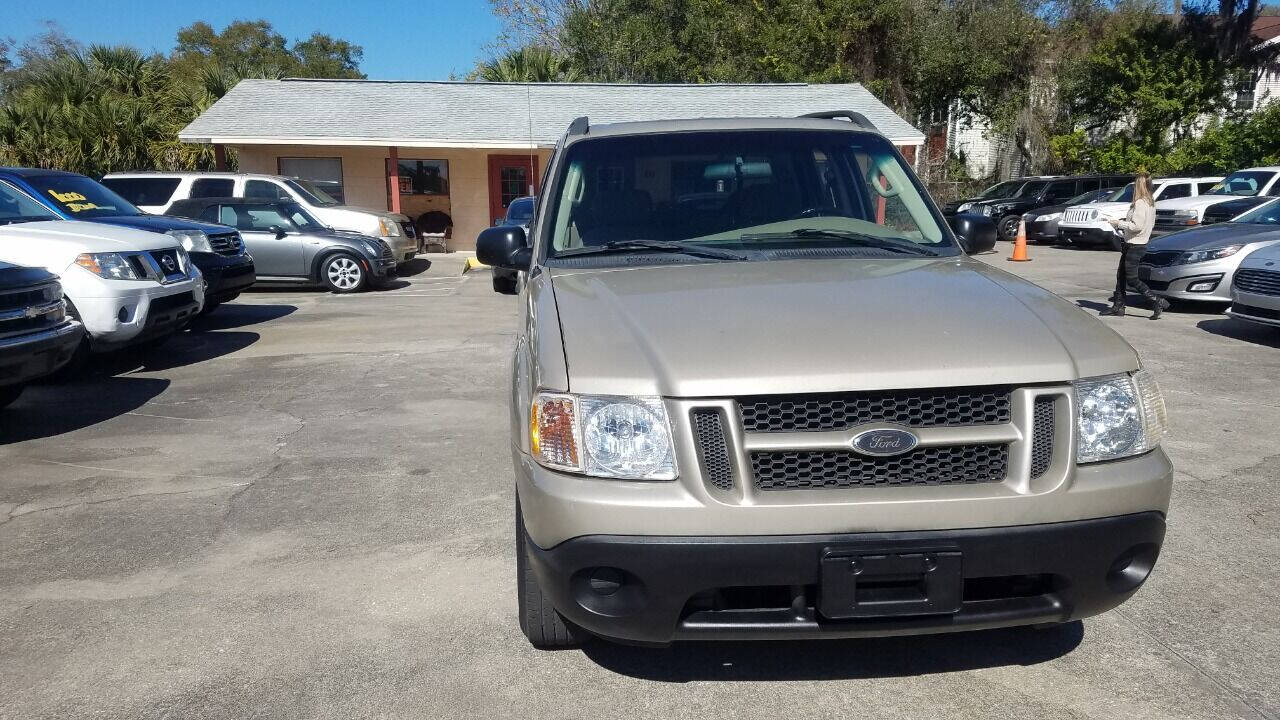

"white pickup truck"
[0,182,203,358]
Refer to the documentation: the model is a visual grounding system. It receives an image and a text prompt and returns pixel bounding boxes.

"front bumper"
[1138,259,1236,302]
[525,512,1166,644]
[0,320,84,386]
[1059,225,1120,248]
[190,252,256,304]
[385,235,417,263]
[1024,218,1059,243]
[70,279,203,350]
[1228,285,1280,327]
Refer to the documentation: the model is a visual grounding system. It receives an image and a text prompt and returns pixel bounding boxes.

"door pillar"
[388,146,401,214]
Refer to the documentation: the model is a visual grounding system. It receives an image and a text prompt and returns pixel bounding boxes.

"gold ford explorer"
[477,113,1172,648]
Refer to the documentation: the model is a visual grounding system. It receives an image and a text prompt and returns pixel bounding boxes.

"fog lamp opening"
[1105,543,1159,593]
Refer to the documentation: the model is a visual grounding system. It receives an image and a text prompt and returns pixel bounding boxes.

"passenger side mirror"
[950,214,997,254]
[477,226,532,271]
[269,225,288,239]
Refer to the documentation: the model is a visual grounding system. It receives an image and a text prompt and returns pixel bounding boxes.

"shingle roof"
[179,79,924,147]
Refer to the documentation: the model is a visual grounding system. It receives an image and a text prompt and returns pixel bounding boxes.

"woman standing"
[1102,173,1168,319]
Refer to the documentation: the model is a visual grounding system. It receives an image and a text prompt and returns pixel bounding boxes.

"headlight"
[1036,212,1062,222]
[166,229,212,253]
[1074,371,1167,463]
[378,218,401,237]
[74,252,141,280]
[957,203,972,213]
[979,205,993,216]
[1176,244,1243,265]
[530,392,677,480]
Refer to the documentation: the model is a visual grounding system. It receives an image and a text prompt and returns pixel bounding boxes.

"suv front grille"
[0,281,63,340]
[1064,208,1096,223]
[148,249,186,282]
[1234,268,1280,296]
[1030,397,1055,479]
[738,386,1011,433]
[208,232,243,256]
[691,409,734,491]
[750,445,1008,490]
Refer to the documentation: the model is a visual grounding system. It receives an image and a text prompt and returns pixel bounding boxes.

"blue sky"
[4,0,503,80]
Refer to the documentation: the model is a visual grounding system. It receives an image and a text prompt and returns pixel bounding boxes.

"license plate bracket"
[819,547,962,619]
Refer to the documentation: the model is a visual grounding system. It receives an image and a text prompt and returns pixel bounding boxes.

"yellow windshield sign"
[47,189,99,213]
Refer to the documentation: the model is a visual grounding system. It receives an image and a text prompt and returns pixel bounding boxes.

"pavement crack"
[5,482,252,520]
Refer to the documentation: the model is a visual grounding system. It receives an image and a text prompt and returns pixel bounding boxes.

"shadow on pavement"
[1197,318,1280,348]
[394,258,433,277]
[376,279,413,291]
[581,622,1084,681]
[92,331,260,375]
[188,303,296,332]
[0,376,170,444]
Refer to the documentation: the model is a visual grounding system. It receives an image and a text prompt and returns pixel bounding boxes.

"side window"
[1197,182,1220,195]
[190,178,234,199]
[100,177,180,207]
[198,205,221,224]
[1159,183,1192,200]
[1044,181,1077,203]
[245,180,288,201]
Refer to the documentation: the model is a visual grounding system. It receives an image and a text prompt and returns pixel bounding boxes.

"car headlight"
[979,205,993,216]
[957,203,972,213]
[1074,371,1167,464]
[166,229,212,253]
[74,252,142,280]
[1176,244,1243,265]
[378,218,402,237]
[530,392,677,480]
[1036,212,1062,222]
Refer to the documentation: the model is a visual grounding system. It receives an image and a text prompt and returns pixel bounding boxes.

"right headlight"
[74,252,142,280]
[530,392,677,480]
[378,218,402,237]
[1074,370,1167,463]
[166,229,213,253]
[957,202,973,213]
[1036,212,1063,222]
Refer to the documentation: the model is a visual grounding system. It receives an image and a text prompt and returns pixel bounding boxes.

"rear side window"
[197,205,221,224]
[245,180,290,201]
[1197,182,1220,195]
[101,177,180,207]
[1159,183,1192,200]
[1043,181,1078,203]
[190,178,234,199]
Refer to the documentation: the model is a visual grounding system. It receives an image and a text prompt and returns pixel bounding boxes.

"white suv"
[1058,176,1223,248]
[1154,167,1280,234]
[0,182,203,355]
[102,172,419,265]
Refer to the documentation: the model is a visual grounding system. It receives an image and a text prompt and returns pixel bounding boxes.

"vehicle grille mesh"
[1139,251,1180,267]
[1234,269,1280,297]
[208,232,243,256]
[1030,397,1055,479]
[691,409,734,491]
[738,387,1011,432]
[750,445,1008,490]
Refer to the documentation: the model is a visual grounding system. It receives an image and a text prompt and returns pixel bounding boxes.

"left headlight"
[530,392,677,480]
[378,218,402,237]
[166,229,213,253]
[1176,244,1243,265]
[1074,371,1167,464]
[1036,212,1063,222]
[956,202,973,213]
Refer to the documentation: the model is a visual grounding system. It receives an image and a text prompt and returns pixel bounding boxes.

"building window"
[278,157,345,203]
[500,165,528,208]
[390,159,450,195]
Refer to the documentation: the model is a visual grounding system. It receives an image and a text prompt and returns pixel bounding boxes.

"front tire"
[321,253,367,294]
[998,215,1021,242]
[0,384,24,409]
[516,501,585,649]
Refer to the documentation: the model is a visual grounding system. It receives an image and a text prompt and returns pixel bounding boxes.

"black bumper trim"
[524,512,1166,644]
[191,253,257,302]
[0,321,83,386]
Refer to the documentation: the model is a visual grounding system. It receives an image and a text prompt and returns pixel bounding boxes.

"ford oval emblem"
[851,428,919,457]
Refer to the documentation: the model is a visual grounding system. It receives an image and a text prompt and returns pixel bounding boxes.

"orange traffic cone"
[1008,219,1031,262]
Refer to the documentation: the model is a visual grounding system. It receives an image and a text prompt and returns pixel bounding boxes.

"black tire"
[516,500,585,648]
[54,300,92,378]
[320,252,368,294]
[198,301,221,316]
[493,272,518,295]
[0,384,24,409]
[997,215,1021,242]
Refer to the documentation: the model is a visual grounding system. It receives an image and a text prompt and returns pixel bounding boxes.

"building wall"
[233,144,552,251]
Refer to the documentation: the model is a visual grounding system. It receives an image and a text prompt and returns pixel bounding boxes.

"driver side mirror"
[477,226,532,271]
[950,214,997,254]
[268,225,288,239]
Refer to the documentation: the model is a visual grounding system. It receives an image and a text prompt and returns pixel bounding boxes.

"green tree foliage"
[170,20,365,85]
[474,45,583,81]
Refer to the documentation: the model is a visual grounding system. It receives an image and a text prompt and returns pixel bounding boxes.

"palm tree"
[475,45,582,82]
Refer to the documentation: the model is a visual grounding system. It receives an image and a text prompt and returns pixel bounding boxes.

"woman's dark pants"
[1113,243,1152,304]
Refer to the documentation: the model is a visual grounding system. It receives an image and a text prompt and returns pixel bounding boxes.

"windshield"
[1208,171,1278,197]
[1068,189,1110,205]
[544,130,955,261]
[1110,184,1136,203]
[282,178,340,207]
[24,174,142,218]
[977,180,1023,199]
[0,180,61,224]
[506,197,535,225]
[1231,198,1280,225]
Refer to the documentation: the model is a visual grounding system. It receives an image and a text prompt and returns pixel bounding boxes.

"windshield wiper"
[558,239,748,261]
[737,228,939,256]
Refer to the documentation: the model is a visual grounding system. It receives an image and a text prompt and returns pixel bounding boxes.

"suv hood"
[0,260,56,289]
[1156,195,1236,213]
[0,220,180,273]
[89,214,231,235]
[549,258,1138,397]
[1147,223,1280,251]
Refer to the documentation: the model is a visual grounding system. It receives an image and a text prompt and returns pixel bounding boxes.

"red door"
[487,154,539,225]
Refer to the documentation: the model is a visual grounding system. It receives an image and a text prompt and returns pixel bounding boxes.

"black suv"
[0,261,84,408]
[963,175,1133,242]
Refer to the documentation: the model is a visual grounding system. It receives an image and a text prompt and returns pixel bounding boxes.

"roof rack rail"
[800,111,877,131]
[567,116,590,137]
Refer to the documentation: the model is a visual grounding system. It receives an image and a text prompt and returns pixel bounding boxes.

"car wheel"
[493,273,518,294]
[0,384,24,409]
[516,500,585,649]
[321,253,367,294]
[998,215,1021,242]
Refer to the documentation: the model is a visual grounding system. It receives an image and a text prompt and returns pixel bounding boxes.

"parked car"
[1021,188,1119,244]
[1058,176,1224,249]
[0,182,203,358]
[0,261,84,408]
[1200,195,1275,225]
[102,172,419,265]
[0,168,255,314]
[479,113,1169,648]
[967,174,1133,242]
[1153,166,1280,235]
[1227,240,1280,328]
[942,176,1058,216]
[165,198,395,293]
[1139,199,1280,305]
[491,195,534,294]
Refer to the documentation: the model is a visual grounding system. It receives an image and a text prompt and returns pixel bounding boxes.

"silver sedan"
[1139,199,1280,304]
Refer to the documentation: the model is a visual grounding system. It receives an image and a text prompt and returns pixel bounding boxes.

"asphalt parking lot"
[2,246,1278,720]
